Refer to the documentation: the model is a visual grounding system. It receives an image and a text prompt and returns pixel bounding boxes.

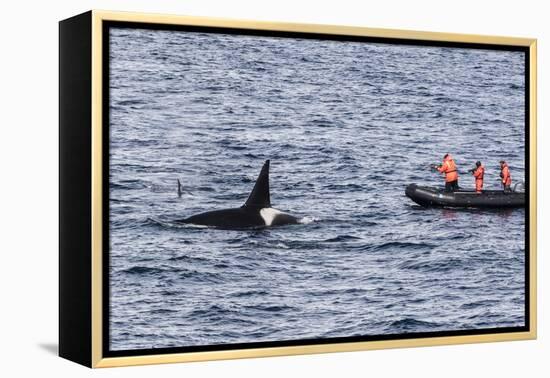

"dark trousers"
[445,180,459,192]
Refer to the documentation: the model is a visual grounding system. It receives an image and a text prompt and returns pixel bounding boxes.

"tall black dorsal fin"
[243,160,271,208]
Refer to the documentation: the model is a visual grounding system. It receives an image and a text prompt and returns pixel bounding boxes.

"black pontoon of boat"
[405,184,525,208]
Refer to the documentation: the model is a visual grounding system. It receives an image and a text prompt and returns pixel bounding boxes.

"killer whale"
[177,160,299,229]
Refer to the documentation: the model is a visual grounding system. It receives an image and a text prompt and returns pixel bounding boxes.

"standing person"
[436,153,459,192]
[500,160,512,192]
[471,161,484,193]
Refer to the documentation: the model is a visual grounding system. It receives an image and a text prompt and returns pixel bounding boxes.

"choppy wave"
[387,318,443,331]
[122,266,165,275]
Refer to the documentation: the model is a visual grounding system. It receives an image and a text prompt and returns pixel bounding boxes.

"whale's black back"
[182,208,264,229]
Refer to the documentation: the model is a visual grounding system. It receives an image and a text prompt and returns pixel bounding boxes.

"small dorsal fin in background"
[243,160,271,208]
[177,179,183,197]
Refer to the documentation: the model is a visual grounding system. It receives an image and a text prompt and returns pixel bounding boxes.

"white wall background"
[0,0,547,376]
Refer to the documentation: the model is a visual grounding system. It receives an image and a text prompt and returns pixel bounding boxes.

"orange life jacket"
[501,164,512,186]
[473,165,484,192]
[438,156,458,182]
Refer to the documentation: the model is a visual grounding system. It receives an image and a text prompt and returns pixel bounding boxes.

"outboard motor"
[513,181,525,193]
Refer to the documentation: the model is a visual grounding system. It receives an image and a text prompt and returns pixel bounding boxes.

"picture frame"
[59,10,537,368]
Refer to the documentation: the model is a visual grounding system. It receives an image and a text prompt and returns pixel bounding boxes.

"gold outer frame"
[90,10,537,368]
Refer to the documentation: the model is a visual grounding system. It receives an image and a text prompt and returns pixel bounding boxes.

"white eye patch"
[259,208,285,226]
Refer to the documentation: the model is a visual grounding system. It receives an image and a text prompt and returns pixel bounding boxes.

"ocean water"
[108,27,526,351]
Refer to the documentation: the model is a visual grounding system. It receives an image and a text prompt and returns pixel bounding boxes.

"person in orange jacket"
[471,161,484,193]
[500,160,512,192]
[436,153,459,192]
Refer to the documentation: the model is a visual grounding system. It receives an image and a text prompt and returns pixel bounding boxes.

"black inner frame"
[102,20,531,358]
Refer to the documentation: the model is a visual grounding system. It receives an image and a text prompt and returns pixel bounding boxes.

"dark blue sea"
[108,27,526,351]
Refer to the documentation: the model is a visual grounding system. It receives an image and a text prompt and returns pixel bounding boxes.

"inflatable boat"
[405,184,525,208]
